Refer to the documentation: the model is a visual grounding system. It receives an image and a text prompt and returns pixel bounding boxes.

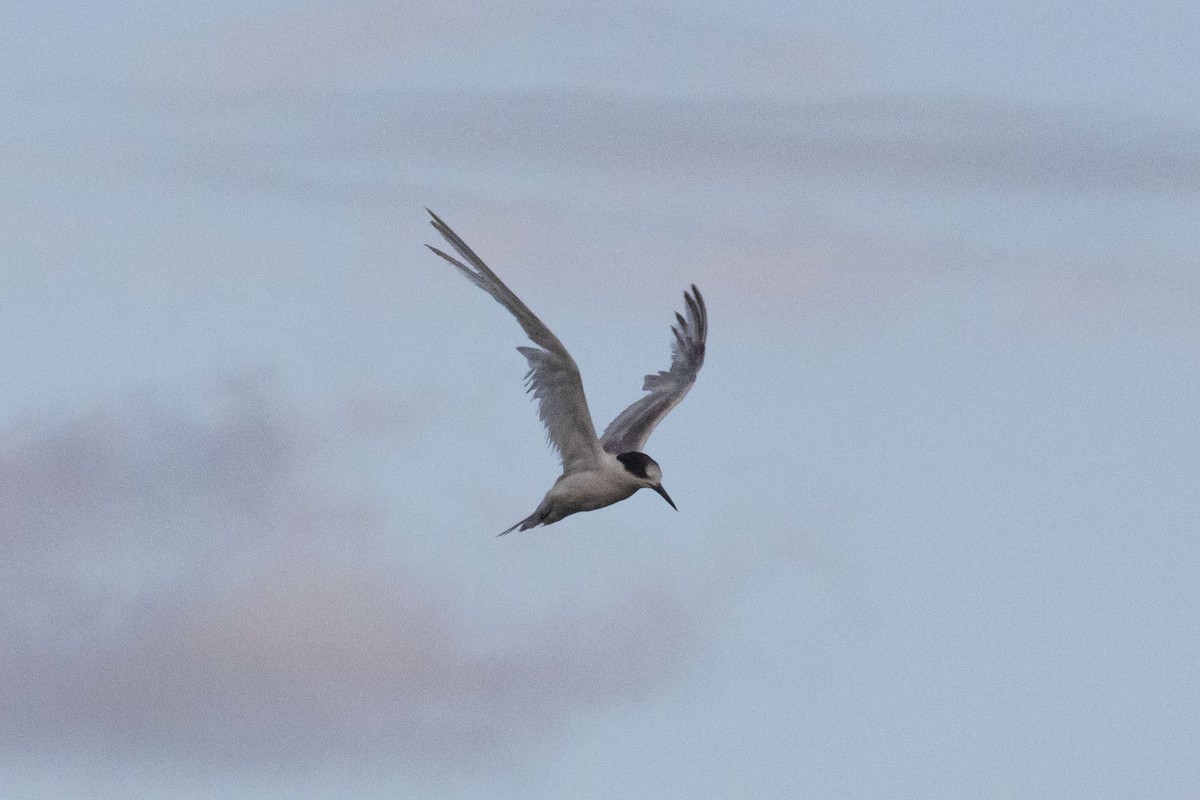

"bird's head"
[615,451,677,510]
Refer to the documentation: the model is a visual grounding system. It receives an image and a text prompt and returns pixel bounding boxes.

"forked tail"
[498,511,544,537]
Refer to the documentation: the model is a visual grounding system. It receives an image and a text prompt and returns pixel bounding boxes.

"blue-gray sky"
[3,1,1198,797]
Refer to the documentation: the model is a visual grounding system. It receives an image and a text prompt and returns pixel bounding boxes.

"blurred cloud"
[52,86,1196,198]
[0,378,702,769]
[21,79,1193,324]
[138,0,860,99]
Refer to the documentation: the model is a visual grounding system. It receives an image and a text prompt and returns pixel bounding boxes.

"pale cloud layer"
[9,0,1198,329]
[0,382,705,770]
[53,87,1200,198]
[14,80,1196,326]
[131,0,862,100]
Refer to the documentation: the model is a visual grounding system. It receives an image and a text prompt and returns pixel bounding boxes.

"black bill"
[652,483,677,511]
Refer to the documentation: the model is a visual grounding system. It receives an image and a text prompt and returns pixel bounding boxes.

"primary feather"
[426,210,604,475]
[600,285,707,454]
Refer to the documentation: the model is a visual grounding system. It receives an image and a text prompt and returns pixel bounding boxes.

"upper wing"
[426,210,603,475]
[600,286,707,455]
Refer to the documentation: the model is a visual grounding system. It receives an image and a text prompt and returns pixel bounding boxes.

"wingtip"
[685,285,704,320]
[685,285,707,336]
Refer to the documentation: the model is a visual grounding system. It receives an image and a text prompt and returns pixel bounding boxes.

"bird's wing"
[426,210,603,475]
[600,286,707,455]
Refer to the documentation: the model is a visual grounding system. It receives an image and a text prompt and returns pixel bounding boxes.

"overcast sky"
[3,1,1198,798]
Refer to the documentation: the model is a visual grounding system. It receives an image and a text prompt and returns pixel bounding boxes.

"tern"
[426,210,708,535]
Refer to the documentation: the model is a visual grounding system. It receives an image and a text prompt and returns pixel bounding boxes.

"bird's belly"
[547,470,638,514]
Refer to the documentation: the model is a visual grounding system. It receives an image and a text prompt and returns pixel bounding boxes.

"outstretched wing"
[426,210,603,475]
[600,286,707,455]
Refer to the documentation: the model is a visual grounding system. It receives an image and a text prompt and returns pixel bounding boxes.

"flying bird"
[425,210,708,535]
